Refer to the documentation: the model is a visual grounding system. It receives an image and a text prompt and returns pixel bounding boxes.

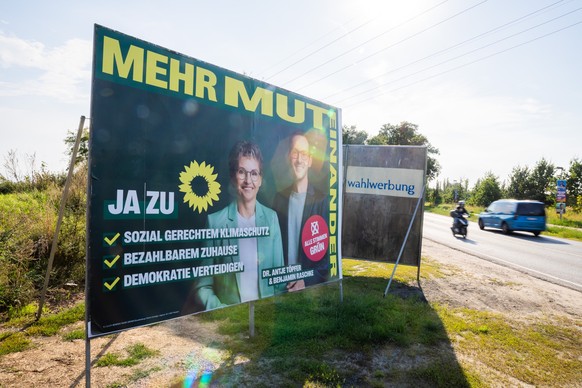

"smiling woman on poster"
[190,140,285,311]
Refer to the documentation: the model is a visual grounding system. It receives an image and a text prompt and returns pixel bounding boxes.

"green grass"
[62,328,85,341]
[1,259,580,386]
[436,305,582,386]
[0,331,31,355]
[95,343,160,367]
[185,258,581,387]
[547,207,582,228]
[196,260,464,386]
[0,302,85,355]
[24,303,84,336]
[545,225,582,241]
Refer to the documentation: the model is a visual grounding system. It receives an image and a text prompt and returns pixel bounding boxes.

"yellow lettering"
[329,138,337,164]
[330,111,337,129]
[329,235,337,276]
[195,67,218,101]
[276,94,304,123]
[224,77,273,116]
[330,254,337,276]
[329,211,337,235]
[102,36,144,82]
[328,126,338,265]
[169,58,194,95]
[145,51,168,89]
[306,103,328,130]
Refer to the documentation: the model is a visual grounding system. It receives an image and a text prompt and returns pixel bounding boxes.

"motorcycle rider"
[451,201,469,230]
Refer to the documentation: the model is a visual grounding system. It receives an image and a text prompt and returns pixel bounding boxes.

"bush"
[0,167,87,314]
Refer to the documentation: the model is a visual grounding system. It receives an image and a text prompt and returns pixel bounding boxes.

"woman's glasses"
[237,168,260,182]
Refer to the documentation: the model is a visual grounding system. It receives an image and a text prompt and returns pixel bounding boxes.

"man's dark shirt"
[273,183,329,286]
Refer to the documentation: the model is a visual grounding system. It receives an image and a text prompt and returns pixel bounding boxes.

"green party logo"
[179,160,221,213]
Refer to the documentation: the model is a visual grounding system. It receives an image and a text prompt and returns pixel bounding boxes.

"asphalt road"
[422,212,582,292]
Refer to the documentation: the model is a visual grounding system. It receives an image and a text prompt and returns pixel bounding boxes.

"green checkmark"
[104,277,120,291]
[104,233,121,246]
[104,255,120,268]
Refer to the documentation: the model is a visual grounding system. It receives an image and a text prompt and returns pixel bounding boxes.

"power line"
[323,0,568,101]
[342,19,582,109]
[278,0,449,85]
[263,18,374,81]
[336,5,582,105]
[293,0,490,91]
[258,16,365,77]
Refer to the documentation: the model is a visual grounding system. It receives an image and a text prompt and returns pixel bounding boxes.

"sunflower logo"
[178,161,221,213]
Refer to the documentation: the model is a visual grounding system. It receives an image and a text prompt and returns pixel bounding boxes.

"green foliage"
[504,159,555,203]
[367,122,441,181]
[203,261,454,385]
[0,332,31,355]
[96,343,160,367]
[62,328,85,341]
[303,361,344,386]
[470,171,502,206]
[567,158,582,208]
[530,158,555,203]
[342,125,368,144]
[0,166,86,313]
[436,305,582,386]
[64,127,90,165]
[0,302,84,355]
[545,225,582,242]
[24,303,84,336]
[505,165,532,199]
[438,179,470,204]
[410,359,473,388]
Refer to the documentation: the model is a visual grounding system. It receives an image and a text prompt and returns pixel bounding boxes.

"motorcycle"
[450,210,469,238]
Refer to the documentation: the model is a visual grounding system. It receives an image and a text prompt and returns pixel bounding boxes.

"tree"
[505,165,532,199]
[427,181,443,205]
[567,158,582,212]
[528,158,554,204]
[505,159,555,204]
[471,171,502,207]
[367,122,441,181]
[439,178,469,203]
[342,125,368,145]
[64,127,90,166]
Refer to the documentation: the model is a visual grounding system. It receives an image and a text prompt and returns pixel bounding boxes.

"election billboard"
[87,25,341,337]
[342,145,426,265]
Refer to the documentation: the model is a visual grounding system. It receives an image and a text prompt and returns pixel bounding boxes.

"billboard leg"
[249,302,255,338]
[383,185,426,297]
[36,115,86,320]
[85,336,91,387]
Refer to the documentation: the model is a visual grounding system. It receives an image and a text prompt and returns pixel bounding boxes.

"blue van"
[478,199,546,236]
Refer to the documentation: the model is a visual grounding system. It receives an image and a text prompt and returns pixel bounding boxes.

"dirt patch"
[0,239,580,387]
[420,239,582,323]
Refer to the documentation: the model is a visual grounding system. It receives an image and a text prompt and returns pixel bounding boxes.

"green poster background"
[87,25,340,337]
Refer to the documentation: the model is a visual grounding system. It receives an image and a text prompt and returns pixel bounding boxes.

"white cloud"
[0,32,91,101]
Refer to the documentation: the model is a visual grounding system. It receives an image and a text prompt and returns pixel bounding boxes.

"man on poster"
[274,132,330,291]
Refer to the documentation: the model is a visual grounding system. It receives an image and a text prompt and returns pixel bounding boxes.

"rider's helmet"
[458,200,465,207]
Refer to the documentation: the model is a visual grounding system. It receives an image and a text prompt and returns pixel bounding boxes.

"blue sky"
[1,0,581,186]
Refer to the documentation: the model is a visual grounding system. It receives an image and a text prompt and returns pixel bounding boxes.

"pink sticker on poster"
[301,215,329,262]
